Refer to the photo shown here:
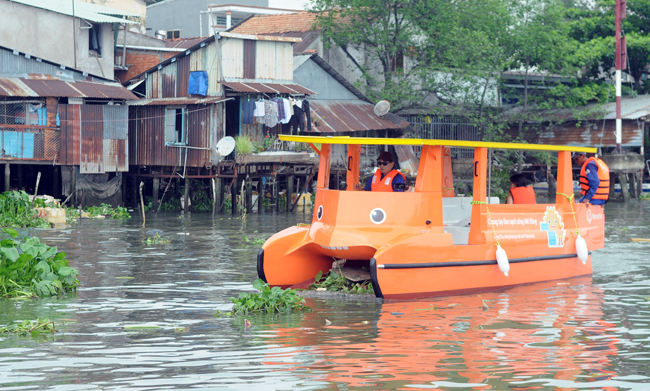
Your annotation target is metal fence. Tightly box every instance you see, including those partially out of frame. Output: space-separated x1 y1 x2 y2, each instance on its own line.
0 126 59 160
406 115 480 159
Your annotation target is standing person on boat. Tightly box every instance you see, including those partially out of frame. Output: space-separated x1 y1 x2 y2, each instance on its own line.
353 151 408 192
506 173 536 204
572 152 610 206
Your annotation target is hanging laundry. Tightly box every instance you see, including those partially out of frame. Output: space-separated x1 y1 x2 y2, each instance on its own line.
271 98 285 123
242 99 255 125
280 98 292 124
303 99 312 131
292 103 305 132
263 100 279 128
254 100 265 117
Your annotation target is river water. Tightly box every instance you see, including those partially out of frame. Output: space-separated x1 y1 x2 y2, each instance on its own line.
1 202 650 390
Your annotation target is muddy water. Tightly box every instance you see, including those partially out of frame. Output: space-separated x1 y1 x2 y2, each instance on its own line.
0 202 650 390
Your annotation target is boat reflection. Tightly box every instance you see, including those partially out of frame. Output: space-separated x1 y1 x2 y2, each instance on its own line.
262 277 619 389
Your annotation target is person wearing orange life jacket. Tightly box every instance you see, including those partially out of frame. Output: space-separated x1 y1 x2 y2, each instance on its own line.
506 173 536 204
572 152 609 206
353 151 408 192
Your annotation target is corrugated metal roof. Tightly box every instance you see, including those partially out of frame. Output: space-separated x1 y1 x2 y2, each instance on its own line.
308 100 411 133
0 76 137 99
128 97 231 106
219 32 302 43
9 0 139 23
220 81 314 95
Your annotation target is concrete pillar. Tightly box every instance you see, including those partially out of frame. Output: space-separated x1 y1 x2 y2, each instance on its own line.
216 177 223 214
620 173 629 202
4 163 9 192
629 172 638 198
609 173 617 200
184 178 191 212
153 178 160 210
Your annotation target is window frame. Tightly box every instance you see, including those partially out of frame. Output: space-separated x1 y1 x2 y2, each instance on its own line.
164 106 188 146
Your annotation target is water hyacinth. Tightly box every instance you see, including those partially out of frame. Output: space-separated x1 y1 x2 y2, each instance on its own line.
229 279 311 315
0 228 79 298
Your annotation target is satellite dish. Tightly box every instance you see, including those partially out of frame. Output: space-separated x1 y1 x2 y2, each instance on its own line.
374 100 390 117
216 136 236 157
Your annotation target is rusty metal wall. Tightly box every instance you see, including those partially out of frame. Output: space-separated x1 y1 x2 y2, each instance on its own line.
58 104 81 166
129 104 216 168
527 120 644 147
176 56 190 98
103 139 128 172
102 105 128 140
243 40 256 79
221 38 244 79
162 62 177 98
255 41 293 81
203 42 222 96
80 105 104 173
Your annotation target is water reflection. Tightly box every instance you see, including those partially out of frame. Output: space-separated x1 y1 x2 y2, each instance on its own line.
0 204 648 390
261 278 623 390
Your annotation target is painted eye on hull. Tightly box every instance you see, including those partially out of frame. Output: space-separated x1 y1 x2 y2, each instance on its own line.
317 205 323 220
370 208 386 224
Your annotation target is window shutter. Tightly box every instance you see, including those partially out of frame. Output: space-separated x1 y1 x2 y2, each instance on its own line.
164 108 175 143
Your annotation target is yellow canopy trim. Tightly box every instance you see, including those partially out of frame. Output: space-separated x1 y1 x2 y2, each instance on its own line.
279 135 597 153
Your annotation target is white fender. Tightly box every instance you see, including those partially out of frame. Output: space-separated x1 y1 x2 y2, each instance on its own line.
576 234 589 265
496 245 509 276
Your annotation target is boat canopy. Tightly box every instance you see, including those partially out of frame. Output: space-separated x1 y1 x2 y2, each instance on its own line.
278 135 597 153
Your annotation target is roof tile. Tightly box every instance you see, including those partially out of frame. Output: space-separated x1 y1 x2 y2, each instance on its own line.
230 11 318 35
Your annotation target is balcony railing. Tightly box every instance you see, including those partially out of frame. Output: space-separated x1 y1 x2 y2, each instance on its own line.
0 125 59 161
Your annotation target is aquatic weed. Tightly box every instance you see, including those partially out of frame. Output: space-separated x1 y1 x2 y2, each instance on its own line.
0 228 79 298
145 233 170 245
226 279 311 315
0 191 50 228
310 269 374 294
0 317 56 336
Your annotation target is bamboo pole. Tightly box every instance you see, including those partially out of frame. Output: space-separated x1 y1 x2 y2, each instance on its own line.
139 181 145 227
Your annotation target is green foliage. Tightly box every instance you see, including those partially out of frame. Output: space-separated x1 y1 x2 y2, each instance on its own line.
310 269 374 294
145 233 170 245
235 136 254 155
0 191 50 228
0 317 56 336
0 228 79 298
229 279 311 315
244 236 265 245
32 198 59 209
86 204 131 219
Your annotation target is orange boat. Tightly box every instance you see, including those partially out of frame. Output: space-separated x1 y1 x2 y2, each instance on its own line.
258 136 605 300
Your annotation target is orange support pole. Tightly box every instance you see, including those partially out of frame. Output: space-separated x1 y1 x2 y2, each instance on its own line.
556 151 573 206
346 144 361 190
316 144 331 190
414 145 442 193
469 147 488 245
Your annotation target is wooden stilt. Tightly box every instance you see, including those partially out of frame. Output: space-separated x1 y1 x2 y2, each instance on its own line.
184 178 191 212
231 178 238 214
4 163 9 192
246 178 253 213
273 174 279 212
131 175 137 208
258 178 264 214
153 178 160 211
215 177 223 214
286 175 294 212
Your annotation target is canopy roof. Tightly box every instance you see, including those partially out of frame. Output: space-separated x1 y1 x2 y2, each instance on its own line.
279 135 597 153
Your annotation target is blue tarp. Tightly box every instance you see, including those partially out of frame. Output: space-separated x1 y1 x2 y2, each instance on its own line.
188 71 208 96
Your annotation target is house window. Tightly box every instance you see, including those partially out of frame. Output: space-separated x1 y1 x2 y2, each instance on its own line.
166 30 181 39
89 24 102 57
165 107 187 145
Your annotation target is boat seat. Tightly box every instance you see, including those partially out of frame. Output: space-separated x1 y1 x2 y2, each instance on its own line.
444 226 470 245
452 216 471 227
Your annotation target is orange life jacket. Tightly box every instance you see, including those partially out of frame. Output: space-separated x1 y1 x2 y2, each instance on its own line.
371 169 404 192
580 157 610 200
509 186 537 204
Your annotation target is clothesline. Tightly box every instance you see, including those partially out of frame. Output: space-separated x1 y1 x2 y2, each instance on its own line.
242 97 313 132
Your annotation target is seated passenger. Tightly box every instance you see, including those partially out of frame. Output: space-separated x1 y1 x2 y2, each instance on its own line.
506 173 536 204
353 151 408 192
